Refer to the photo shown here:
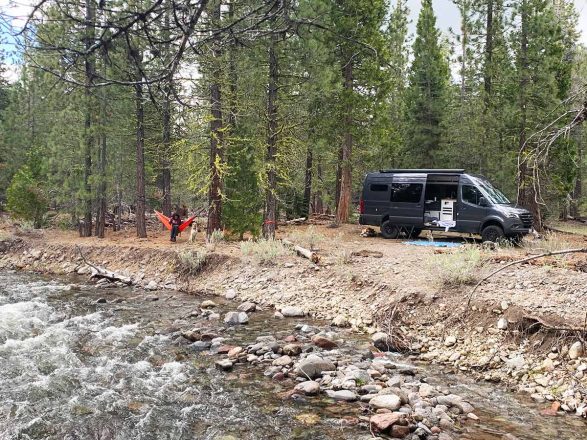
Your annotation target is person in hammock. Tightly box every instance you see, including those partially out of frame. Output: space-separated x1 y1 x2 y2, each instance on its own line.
170 213 182 242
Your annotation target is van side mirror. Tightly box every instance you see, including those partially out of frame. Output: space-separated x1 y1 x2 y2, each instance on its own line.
479 196 488 207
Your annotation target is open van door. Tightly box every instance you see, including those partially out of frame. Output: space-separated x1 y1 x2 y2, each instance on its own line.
388 174 426 227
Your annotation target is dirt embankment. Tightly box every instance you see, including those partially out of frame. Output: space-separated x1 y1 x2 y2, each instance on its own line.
2 223 587 416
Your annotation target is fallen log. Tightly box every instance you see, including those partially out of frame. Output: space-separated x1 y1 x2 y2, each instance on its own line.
282 239 320 264
75 245 132 284
284 217 306 225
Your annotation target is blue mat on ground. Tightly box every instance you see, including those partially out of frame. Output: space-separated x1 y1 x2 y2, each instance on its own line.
403 240 463 248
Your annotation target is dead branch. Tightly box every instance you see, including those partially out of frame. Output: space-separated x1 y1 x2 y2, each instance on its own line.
464 248 587 314
75 245 132 284
282 239 320 264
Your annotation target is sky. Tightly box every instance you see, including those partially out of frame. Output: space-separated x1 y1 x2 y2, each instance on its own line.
407 0 587 45
2 0 587 82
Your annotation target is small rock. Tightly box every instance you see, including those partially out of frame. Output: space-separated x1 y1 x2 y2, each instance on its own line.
283 344 302 356
145 280 158 291
272 355 293 366
369 394 402 411
237 302 257 313
325 390 357 401
369 413 402 431
281 306 305 317
311 335 338 350
332 315 350 327
225 289 237 300
224 311 249 325
467 412 479 420
294 381 320 396
497 318 508 330
500 301 509 310
542 358 555 372
215 359 233 371
372 332 395 351
390 425 410 438
200 300 217 309
444 335 457 347
146 295 159 301
228 347 243 357
274 311 284 319
296 355 336 379
569 341 584 360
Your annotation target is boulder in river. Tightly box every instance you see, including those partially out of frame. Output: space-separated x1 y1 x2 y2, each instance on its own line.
311 335 337 350
369 394 402 411
370 412 402 432
200 300 217 309
237 302 257 313
215 359 233 371
294 381 320 396
325 390 357 401
281 306 305 317
272 355 293 367
296 355 336 379
224 311 249 325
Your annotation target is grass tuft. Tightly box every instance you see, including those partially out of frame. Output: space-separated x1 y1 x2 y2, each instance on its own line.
240 239 289 265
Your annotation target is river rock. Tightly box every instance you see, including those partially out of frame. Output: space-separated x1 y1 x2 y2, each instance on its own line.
296 355 336 378
497 317 508 330
191 341 212 351
436 394 474 414
325 390 357 401
200 300 217 309
311 335 337 350
332 315 350 327
238 302 257 313
391 425 410 438
281 306 305 317
224 311 249 325
372 332 394 351
294 381 320 396
225 288 237 300
272 355 293 366
215 359 233 371
283 343 302 356
419 383 434 397
228 346 243 357
370 412 402 431
369 394 402 411
569 341 584 359
274 311 284 319
145 280 158 291
444 335 457 347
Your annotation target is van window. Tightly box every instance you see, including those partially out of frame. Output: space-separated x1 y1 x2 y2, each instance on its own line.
462 185 482 205
370 184 388 192
391 183 423 203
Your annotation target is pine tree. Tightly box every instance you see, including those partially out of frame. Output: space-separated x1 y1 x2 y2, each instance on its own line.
405 0 450 167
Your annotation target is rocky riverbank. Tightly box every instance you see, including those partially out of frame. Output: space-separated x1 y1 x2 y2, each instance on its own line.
1 232 587 425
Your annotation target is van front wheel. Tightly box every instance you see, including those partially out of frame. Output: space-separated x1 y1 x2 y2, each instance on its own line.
481 225 504 243
381 220 399 239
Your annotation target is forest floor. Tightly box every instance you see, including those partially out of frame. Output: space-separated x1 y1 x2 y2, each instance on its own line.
2 216 587 415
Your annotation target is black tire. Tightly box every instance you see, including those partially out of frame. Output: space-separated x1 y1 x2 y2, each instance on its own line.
481 225 505 243
407 228 422 239
380 220 400 239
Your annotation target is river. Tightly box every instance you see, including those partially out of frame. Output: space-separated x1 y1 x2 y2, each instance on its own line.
0 270 586 439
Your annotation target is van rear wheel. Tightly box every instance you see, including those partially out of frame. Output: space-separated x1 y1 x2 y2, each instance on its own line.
481 225 505 243
381 220 399 239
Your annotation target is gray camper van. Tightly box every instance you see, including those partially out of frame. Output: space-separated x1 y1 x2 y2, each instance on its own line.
358 169 532 242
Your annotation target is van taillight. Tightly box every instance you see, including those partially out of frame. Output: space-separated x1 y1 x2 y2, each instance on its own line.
359 199 365 214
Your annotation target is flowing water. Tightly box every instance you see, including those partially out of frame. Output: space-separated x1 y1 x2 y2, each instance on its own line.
0 270 586 440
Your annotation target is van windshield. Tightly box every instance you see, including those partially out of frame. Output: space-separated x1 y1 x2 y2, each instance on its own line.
473 178 510 204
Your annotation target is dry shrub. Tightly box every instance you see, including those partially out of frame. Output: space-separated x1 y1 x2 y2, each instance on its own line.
240 239 289 265
286 225 325 251
176 249 209 275
426 245 485 289
522 231 573 254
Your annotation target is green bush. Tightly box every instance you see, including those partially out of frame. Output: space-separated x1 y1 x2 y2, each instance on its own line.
6 165 48 228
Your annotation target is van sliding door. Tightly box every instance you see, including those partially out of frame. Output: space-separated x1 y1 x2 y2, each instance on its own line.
389 174 425 227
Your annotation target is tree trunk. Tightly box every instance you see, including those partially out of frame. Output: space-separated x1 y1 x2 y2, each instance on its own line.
315 157 324 214
570 145 583 218
207 1 224 237
335 147 342 214
303 147 312 218
480 0 494 175
516 0 541 230
336 59 353 224
135 80 147 238
160 2 172 217
96 85 107 239
263 33 279 239
81 0 96 237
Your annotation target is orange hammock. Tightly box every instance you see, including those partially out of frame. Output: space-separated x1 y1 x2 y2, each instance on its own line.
154 210 196 232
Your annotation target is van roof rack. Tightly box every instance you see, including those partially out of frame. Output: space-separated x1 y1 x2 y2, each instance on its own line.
378 169 465 174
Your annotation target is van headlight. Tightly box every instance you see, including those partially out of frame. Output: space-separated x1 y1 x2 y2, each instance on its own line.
506 212 519 219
